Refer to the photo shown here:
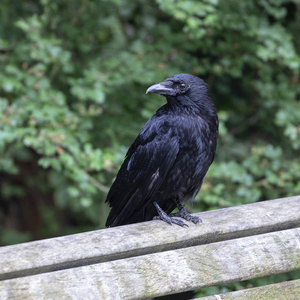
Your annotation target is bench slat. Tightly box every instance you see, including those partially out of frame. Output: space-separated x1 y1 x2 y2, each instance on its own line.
1 228 299 300
1 196 299 281
196 278 300 300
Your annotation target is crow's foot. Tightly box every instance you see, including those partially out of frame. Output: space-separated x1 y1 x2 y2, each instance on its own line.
169 207 202 224
153 202 188 227
172 199 202 224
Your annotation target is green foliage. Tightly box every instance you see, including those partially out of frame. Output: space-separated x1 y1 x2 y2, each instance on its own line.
0 0 299 243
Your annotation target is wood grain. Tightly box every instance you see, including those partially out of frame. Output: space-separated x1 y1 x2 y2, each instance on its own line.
0 228 299 299
197 279 300 300
1 196 299 281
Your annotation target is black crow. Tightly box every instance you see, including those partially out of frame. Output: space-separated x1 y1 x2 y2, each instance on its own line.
105 73 218 227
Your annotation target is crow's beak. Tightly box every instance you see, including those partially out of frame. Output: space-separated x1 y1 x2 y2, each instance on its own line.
146 81 175 96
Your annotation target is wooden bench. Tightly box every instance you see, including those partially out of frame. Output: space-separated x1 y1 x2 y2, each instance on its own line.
0 196 299 299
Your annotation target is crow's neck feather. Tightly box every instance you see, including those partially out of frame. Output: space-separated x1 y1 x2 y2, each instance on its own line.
165 94 217 121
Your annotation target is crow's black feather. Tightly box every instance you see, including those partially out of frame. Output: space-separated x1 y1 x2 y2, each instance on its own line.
105 73 218 227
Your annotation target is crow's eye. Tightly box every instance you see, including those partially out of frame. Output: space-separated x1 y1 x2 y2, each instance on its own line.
179 83 186 89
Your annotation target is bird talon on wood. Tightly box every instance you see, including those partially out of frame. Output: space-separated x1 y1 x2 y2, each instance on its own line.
170 208 202 225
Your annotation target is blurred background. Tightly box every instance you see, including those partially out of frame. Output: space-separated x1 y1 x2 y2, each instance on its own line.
0 0 300 297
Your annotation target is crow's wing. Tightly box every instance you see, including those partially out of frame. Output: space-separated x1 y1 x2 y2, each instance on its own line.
105 124 179 227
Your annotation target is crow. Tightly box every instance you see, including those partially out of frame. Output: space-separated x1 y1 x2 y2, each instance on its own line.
105 73 218 227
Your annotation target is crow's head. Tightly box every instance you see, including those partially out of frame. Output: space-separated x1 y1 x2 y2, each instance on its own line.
146 73 212 108
146 73 216 120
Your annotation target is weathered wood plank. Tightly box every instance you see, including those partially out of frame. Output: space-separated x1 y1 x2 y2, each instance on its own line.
196 279 300 300
1 228 299 300
0 196 299 281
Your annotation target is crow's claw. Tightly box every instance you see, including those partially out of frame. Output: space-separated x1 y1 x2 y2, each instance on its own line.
153 215 189 227
153 202 189 227
169 210 202 224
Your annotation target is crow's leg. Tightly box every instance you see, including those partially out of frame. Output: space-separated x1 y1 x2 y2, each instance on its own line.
153 202 188 227
169 199 202 224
